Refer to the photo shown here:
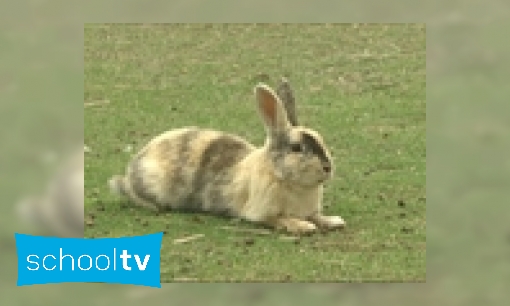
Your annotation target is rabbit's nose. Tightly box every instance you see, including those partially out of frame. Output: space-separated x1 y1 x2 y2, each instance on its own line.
323 164 331 173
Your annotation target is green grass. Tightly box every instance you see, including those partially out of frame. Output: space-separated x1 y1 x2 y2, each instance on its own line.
84 23 425 282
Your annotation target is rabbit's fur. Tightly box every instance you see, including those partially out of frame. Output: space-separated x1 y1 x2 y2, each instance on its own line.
16 147 84 238
109 78 345 234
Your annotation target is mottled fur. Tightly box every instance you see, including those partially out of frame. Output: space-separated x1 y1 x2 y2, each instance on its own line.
109 78 345 234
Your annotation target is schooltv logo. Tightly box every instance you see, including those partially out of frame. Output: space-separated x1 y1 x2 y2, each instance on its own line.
15 232 163 287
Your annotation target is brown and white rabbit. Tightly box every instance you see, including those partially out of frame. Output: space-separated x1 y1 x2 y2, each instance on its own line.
109 78 345 234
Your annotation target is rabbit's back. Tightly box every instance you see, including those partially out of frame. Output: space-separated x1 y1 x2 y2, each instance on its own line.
124 127 255 214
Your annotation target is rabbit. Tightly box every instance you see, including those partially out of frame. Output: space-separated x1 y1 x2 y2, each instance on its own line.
109 77 345 235
16 146 84 238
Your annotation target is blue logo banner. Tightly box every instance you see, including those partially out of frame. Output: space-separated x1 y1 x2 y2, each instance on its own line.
15 232 163 288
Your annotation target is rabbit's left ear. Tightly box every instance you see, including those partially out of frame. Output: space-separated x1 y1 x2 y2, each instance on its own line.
276 77 299 127
254 83 290 134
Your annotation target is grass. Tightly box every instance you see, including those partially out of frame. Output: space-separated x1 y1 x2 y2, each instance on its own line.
84 23 426 282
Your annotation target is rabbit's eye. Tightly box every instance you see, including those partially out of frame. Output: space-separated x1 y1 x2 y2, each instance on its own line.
290 143 303 153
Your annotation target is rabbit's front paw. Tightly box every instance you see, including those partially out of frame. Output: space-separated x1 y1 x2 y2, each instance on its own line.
274 218 318 235
310 215 346 230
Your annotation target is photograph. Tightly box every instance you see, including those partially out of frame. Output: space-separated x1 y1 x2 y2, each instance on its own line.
84 23 426 282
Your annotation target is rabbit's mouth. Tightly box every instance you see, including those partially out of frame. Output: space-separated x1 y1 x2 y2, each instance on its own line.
318 171 334 184
318 176 330 184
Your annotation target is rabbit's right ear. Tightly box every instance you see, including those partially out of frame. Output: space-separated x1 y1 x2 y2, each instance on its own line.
276 77 299 127
254 83 290 135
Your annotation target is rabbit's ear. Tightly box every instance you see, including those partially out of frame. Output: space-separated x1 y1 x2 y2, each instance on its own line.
276 77 299 126
254 83 290 134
